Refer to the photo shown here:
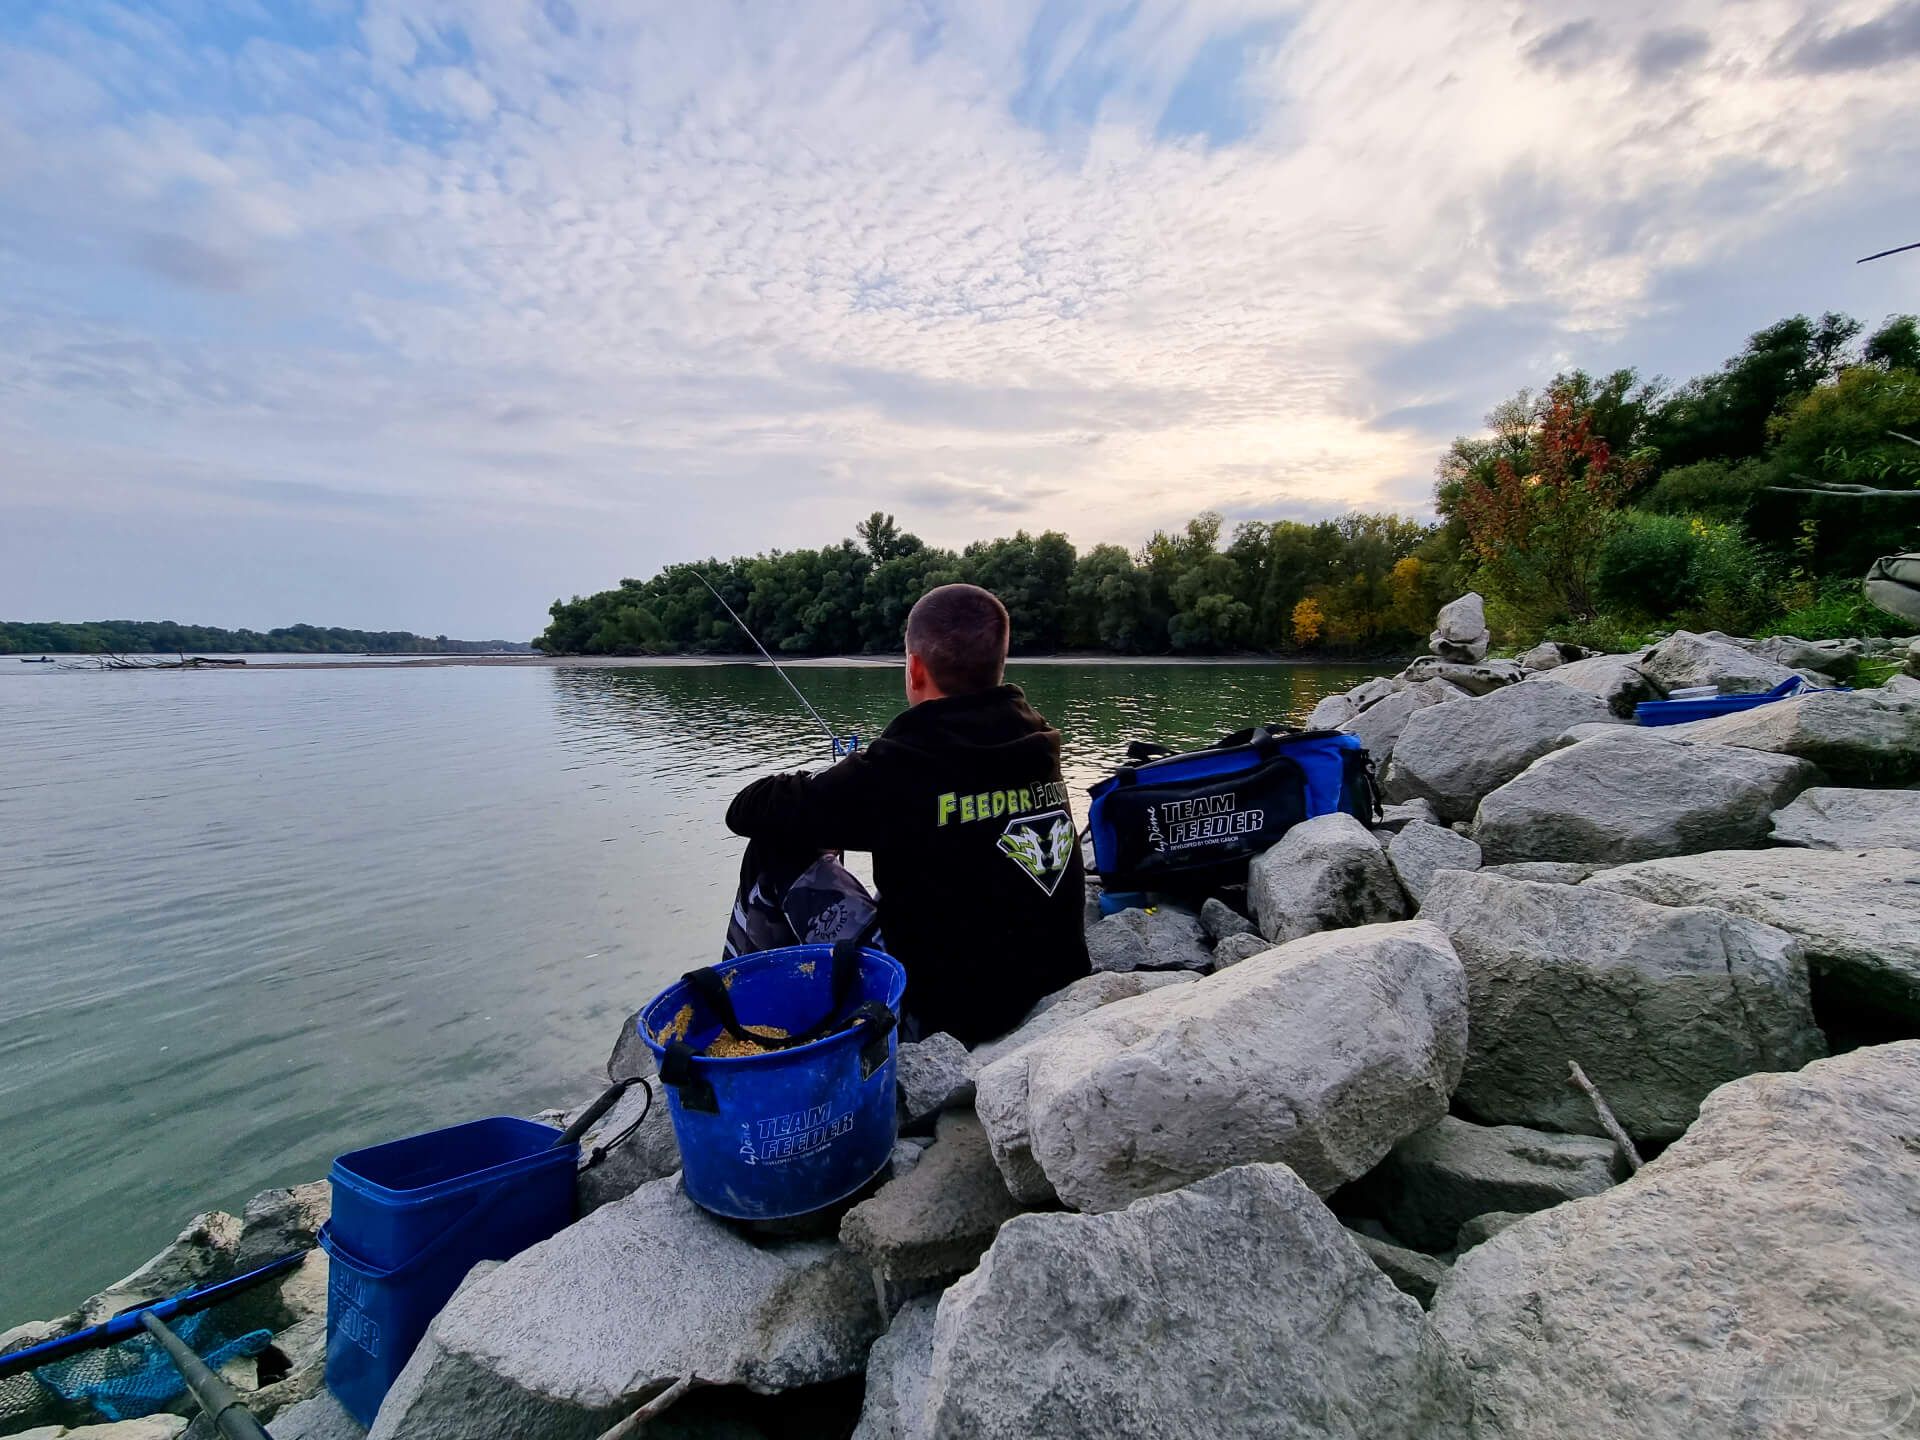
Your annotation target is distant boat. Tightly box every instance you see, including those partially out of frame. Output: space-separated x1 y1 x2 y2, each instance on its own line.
18 656 54 663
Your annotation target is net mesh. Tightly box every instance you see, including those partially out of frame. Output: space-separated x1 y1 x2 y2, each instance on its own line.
0 1310 273 1425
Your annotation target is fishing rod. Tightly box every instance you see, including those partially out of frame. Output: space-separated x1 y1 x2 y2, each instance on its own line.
1858 240 1920 264
690 570 858 758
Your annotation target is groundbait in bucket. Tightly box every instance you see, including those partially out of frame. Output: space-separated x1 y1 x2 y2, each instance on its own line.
640 942 906 1221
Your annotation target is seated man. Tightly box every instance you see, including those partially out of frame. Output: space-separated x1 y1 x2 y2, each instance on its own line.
724 583 1092 1046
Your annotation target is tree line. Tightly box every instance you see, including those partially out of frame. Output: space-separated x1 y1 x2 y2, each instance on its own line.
538 308 1919 659
0 621 535 655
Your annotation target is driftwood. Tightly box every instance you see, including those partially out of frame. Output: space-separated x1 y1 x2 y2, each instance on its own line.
1567 1061 1644 1174
594 1376 696 1440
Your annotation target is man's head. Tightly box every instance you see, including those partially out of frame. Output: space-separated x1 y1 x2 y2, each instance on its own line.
904 583 1009 704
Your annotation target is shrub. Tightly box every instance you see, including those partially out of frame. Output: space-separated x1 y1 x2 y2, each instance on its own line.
1596 513 1701 616
1639 459 1767 521
1761 580 1912 641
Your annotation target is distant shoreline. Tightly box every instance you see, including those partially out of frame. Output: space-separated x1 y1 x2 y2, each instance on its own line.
33 652 1403 673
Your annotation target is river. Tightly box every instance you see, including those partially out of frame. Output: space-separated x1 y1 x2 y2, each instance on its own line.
0 657 1373 1321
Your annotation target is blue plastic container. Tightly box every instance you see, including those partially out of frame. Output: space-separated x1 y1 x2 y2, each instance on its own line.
319 1116 576 1427
1635 677 1839 726
640 944 906 1221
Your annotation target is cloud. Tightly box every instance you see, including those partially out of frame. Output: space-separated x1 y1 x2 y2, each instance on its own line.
1 0 1917 636
1779 1 1920 72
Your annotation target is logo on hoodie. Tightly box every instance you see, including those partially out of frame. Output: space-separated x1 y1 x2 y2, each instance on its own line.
996 808 1076 896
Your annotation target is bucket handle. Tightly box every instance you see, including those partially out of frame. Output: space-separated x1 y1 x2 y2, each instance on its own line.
677 925 881 1055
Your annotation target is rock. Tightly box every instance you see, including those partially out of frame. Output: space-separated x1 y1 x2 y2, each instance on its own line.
1398 656 1526 695
606 1008 652 1083
1529 650 1660 718
262 1393 364 1440
1668 688 1920 784
1346 1115 1618 1252
1771 786 1920 850
1418 871 1825 1141
1383 681 1620 822
16 1420 192 1439
234 1181 329 1271
1338 677 1467 772
1209 932 1272 968
1386 820 1482 902
1199 896 1255 942
1303 693 1357 730
1084 906 1210 973
842 1112 1024 1290
1587 847 1920 1021
887 1137 929 1180
925 1162 1472 1439
574 1082 682 1216
1473 730 1817 865
1452 1210 1526 1252
1749 634 1863 680
895 1032 976 1130
1247 812 1407 944
849 1296 937 1440
1349 1230 1451 1308
368 1176 882 1439
81 1211 242 1325
1517 640 1583 671
975 921 1466 1212
1348 676 1401 710
1478 861 1596 884
247 1312 329 1421
970 969 1197 1070
272 1247 329 1325
1909 635 1920 677
1638 629 1800 696
1430 1043 1920 1440
1377 796 1442 831
1430 592 1490 663
1885 672 1920 699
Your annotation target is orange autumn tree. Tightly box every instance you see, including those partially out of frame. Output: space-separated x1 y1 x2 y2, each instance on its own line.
1454 385 1647 622
1290 596 1325 647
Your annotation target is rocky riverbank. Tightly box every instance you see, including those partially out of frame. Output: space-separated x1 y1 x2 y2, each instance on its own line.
7 612 1920 1439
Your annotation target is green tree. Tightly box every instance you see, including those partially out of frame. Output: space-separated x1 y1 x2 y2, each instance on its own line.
1865 315 1920 373
1647 312 1862 467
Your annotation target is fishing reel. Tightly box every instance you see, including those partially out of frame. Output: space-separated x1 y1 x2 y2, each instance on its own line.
833 733 860 759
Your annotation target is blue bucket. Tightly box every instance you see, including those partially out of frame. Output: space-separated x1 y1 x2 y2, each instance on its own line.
640 944 906 1221
319 1116 576 1427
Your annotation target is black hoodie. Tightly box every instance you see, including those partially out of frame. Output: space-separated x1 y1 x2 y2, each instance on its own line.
725 684 1091 1046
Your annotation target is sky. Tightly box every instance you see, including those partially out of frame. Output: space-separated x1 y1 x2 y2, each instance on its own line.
2 1 1918 640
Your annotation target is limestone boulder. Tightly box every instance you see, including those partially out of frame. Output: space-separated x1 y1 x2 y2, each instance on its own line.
925 1162 1472 1439
970 969 1196 1070
573 1082 681 1216
1338 678 1466 772
1383 681 1619 821
1430 1043 1920 1440
1085 905 1210 973
895 1032 976 1130
1345 1115 1618 1252
1210 932 1273 968
1431 593 1490 663
1517 640 1590 671
1638 629 1800 695
1248 812 1407 944
1303 693 1357 730
81 1212 242 1325
1386 820 1482 903
1452 1211 1525 1252
266 1393 364 1440
1200 896 1255 942
1587 847 1920 1020
1885 672 1920 699
605 1009 653 1084
1748 634 1863 681
1418 871 1825 1141
234 1181 329 1272
1377 797 1441 831
841 1112 1024 1291
1771 787 1920 851
1669 688 1920 783
974 921 1467 1212
1528 650 1659 718
1472 730 1817 865
1397 656 1525 695
850 1296 937 1440
367 1176 882 1439
1478 861 1596 884
1349 1230 1452 1308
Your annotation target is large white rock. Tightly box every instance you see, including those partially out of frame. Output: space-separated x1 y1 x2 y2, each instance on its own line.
1084 905 1210 973
974 921 1467 1212
1386 819 1482 902
367 1175 882 1439
1397 656 1525 695
1430 1043 1920 1440
1527 650 1660 718
970 969 1197 1070
850 1295 938 1440
1587 847 1920 1020
1748 634 1863 680
1666 688 1920 783
1771 787 1920 851
1248 812 1408 943
925 1162 1472 1439
1382 681 1619 821
840 1112 1024 1289
1472 730 1816 864
1637 629 1801 695
1417 871 1825 1141
1346 1115 1618 1252
1338 678 1467 771
1303 692 1358 729
1431 593 1490 662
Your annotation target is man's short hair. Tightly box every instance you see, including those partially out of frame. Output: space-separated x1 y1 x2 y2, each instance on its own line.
905 584 1009 694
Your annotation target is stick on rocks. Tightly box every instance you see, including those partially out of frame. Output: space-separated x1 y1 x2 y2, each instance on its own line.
1568 1061 1644 1174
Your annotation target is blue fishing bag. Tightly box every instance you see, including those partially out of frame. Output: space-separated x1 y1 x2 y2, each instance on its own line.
1087 727 1377 891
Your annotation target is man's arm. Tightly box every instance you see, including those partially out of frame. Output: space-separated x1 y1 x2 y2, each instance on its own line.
725 749 890 852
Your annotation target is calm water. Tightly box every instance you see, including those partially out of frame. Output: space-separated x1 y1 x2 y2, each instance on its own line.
0 658 1370 1321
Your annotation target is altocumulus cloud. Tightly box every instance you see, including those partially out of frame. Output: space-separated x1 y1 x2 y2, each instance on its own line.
0 0 1915 636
